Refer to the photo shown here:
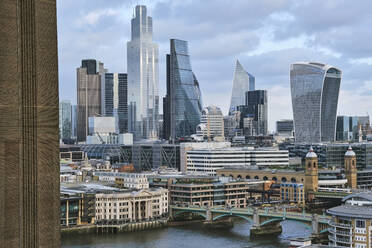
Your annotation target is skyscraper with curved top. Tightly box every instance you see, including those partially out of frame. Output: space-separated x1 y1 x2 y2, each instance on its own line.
229 60 255 115
163 39 203 140
127 5 159 140
290 62 342 143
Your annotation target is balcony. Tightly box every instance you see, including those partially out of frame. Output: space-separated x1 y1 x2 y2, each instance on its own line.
329 228 351 236
329 221 352 229
328 235 352 244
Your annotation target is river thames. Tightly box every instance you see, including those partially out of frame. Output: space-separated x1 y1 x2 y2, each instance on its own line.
62 220 311 248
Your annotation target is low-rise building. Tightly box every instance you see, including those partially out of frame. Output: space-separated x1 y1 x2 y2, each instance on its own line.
95 188 168 224
169 176 266 208
93 172 149 190
327 192 372 248
280 183 305 206
186 147 289 176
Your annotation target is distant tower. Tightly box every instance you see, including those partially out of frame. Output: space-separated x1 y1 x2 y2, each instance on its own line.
344 146 357 189
305 146 318 200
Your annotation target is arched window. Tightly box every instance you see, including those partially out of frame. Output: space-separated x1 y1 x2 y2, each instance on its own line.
254 176 259 180
221 174 225 177
272 177 277 182
237 175 242 179
263 176 268 180
281 177 287 183
313 162 316 168
246 175 250 180
229 175 234 178
291 177 296 183
308 162 311 169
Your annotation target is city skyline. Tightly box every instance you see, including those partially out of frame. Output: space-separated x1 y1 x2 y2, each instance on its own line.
57 0 372 132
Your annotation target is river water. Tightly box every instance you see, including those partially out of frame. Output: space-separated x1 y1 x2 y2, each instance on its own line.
62 220 311 248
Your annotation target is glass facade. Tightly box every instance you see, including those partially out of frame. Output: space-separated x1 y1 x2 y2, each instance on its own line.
127 5 159 140
104 73 128 133
245 90 268 135
290 62 341 143
59 100 72 140
229 60 255 115
163 39 203 140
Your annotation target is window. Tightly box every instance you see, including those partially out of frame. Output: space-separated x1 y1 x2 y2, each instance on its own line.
356 219 365 228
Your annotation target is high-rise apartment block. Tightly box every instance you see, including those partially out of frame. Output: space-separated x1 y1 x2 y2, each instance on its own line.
59 100 72 140
163 39 203 140
229 60 255 115
245 90 268 135
104 73 128 133
0 0 60 246
290 62 341 143
77 59 106 142
127 5 159 140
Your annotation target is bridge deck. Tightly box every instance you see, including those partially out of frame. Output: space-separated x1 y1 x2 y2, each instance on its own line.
171 206 331 224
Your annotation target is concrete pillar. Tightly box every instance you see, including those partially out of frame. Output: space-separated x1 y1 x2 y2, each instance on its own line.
311 214 319 235
66 200 69 227
138 201 141 220
253 208 260 227
206 209 212 222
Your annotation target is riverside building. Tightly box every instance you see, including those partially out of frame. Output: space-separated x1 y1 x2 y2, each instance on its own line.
327 192 372 248
169 176 265 207
95 188 168 224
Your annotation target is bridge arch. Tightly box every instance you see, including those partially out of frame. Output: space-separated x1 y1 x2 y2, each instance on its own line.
260 218 311 230
173 210 207 220
213 213 252 223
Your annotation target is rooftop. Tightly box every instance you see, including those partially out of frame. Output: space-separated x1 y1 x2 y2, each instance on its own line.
327 205 372 219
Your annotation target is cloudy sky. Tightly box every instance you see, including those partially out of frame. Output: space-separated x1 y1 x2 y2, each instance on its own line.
57 0 372 131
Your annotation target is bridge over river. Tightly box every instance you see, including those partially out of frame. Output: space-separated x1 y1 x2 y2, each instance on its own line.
171 206 331 236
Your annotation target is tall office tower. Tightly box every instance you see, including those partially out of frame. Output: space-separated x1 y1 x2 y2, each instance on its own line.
127 5 159 140
104 73 128 133
163 39 203 140
71 105 77 140
0 0 60 247
229 60 255 115
77 59 106 142
59 100 72 140
336 115 371 141
245 90 268 135
290 62 341 143
197 106 224 141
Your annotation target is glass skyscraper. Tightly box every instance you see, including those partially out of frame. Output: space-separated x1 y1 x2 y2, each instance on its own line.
104 73 128 133
163 39 203 140
127 5 159 140
59 100 72 140
229 60 255 115
245 90 268 135
290 62 342 143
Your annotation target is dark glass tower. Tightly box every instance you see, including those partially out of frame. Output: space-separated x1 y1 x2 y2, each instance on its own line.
0 0 60 246
163 39 203 140
245 90 268 135
104 73 128 133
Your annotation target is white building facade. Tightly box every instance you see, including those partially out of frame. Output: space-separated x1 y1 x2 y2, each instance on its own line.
186 147 289 176
95 188 168 224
